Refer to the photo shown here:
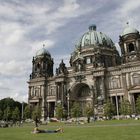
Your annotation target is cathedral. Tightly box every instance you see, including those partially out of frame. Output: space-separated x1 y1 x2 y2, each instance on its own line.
28 24 140 120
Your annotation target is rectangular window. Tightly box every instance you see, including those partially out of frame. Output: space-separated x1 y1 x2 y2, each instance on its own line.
133 76 140 85
86 57 91 64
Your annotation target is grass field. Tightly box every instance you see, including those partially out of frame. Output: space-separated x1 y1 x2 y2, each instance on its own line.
0 120 140 140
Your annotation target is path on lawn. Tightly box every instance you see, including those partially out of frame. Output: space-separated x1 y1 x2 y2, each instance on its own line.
48 123 140 128
75 123 140 127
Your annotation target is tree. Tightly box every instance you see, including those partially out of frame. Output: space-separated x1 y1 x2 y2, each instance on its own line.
0 98 21 111
55 104 64 120
0 109 3 120
0 98 28 121
24 105 31 119
12 107 20 122
136 96 140 114
104 100 116 119
3 106 12 121
120 99 132 116
0 98 27 119
32 105 41 127
85 104 94 123
71 102 82 122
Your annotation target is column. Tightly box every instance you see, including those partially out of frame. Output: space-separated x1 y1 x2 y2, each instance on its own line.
124 43 127 62
67 90 70 119
115 94 119 120
41 85 46 121
90 86 94 117
93 78 98 116
121 73 128 99
58 84 60 100
61 83 64 107
93 78 97 104
47 102 50 120
120 95 123 103
124 43 127 53
132 94 136 113
101 76 105 101
28 86 31 98
110 96 113 103
56 84 58 100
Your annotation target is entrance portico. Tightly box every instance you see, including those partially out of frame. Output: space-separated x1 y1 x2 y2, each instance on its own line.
69 83 93 116
129 88 140 113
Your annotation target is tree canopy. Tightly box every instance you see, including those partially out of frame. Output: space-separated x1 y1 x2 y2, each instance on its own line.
104 100 116 119
85 104 94 123
0 97 27 121
71 102 82 119
120 99 132 115
24 105 32 119
136 96 140 114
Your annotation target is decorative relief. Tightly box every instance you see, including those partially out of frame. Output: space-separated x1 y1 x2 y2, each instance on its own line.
48 86 56 96
31 86 41 98
74 75 86 82
109 77 121 89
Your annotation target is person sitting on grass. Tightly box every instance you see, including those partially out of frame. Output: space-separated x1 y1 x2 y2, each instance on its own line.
32 127 64 134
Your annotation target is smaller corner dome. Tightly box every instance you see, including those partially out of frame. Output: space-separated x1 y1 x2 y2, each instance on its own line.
35 47 50 57
122 24 139 36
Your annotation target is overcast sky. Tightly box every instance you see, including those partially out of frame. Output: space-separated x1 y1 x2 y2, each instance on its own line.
0 0 140 103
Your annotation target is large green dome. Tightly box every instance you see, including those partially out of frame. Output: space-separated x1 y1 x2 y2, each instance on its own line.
77 24 114 48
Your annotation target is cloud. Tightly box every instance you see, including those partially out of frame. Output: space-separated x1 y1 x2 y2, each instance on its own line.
119 0 140 16
44 0 93 34
0 88 28 102
113 0 140 29
12 92 28 102
0 60 27 76
0 22 25 46
58 0 80 15
54 54 70 66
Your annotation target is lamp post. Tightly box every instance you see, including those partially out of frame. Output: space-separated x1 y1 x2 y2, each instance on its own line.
91 86 95 121
21 102 24 120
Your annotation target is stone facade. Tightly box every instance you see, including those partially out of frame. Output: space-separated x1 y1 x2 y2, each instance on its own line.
28 24 140 120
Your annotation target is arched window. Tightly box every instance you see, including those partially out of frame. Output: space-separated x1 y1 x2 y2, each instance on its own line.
128 43 135 52
37 63 40 69
133 73 140 85
77 85 90 97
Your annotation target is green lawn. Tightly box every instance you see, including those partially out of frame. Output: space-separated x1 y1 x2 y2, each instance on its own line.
0 120 140 140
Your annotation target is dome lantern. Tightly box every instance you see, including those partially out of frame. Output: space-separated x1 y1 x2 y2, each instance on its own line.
89 24 96 31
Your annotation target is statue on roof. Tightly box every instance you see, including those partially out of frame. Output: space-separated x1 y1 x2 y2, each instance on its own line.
56 60 68 75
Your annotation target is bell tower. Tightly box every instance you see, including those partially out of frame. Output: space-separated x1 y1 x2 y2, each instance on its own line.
28 47 54 121
31 48 53 79
119 23 140 63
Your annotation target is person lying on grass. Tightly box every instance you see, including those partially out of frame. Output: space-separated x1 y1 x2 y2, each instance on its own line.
32 127 64 134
